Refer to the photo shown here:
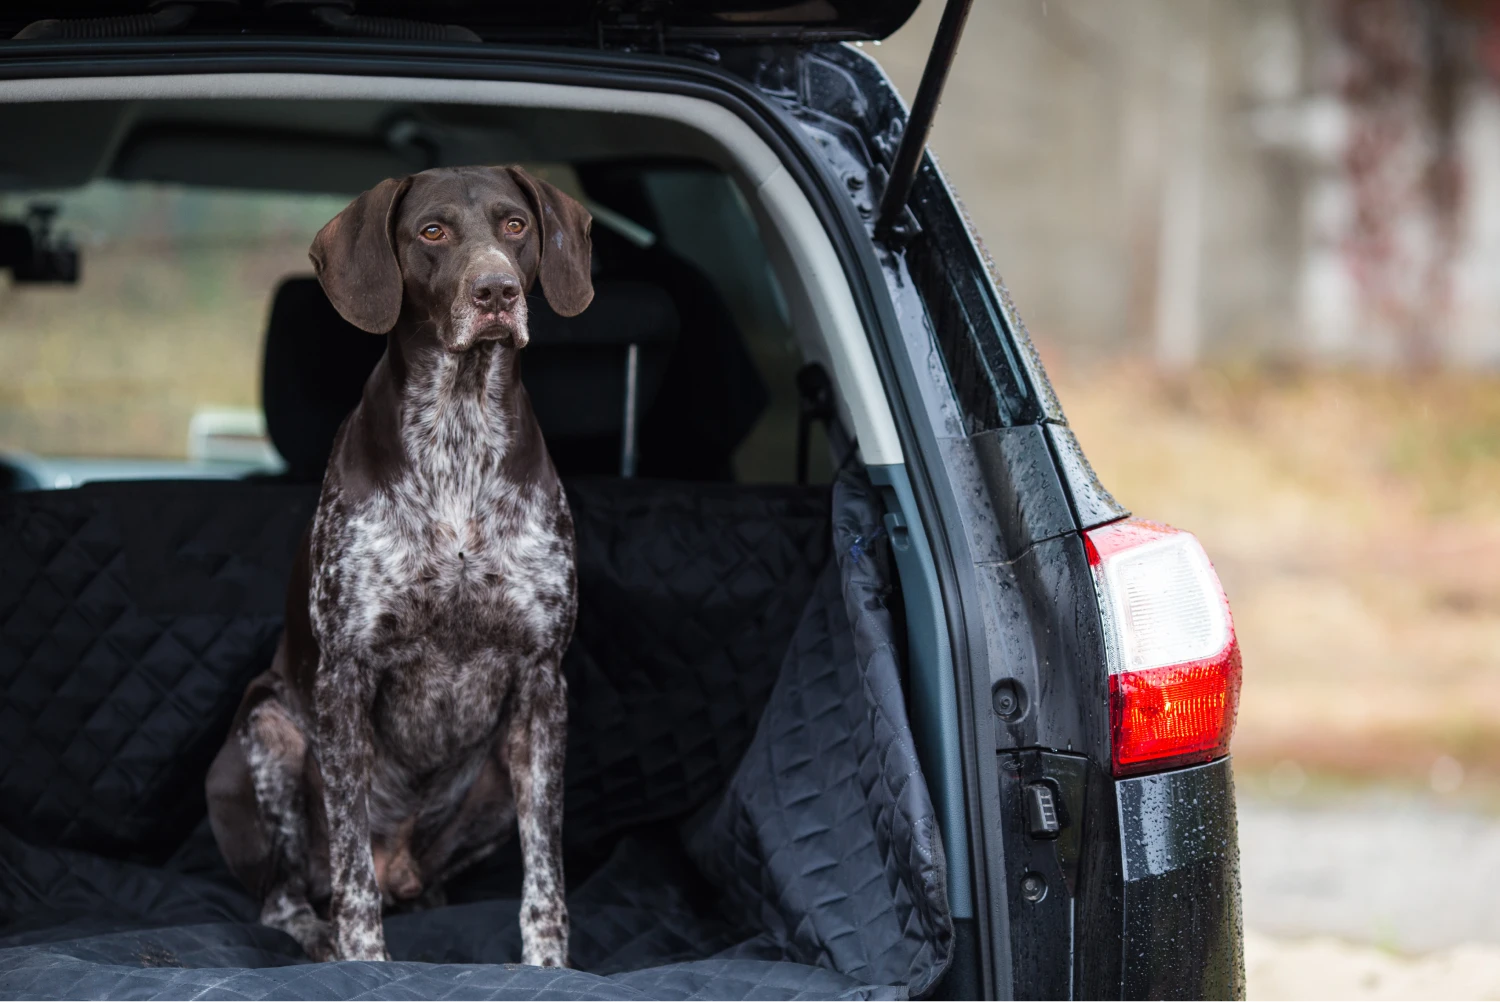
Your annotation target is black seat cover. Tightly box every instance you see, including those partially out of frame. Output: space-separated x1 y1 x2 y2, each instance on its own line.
0 474 954 998
0 477 829 859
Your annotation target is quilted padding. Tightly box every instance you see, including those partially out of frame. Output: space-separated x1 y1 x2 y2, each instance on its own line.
0 482 313 857
0 479 829 860
686 475 952 995
559 479 831 849
0 473 953 999
0 952 898 1001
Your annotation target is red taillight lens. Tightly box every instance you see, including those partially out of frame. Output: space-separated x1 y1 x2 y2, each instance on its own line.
1108 652 1242 773
1085 520 1242 777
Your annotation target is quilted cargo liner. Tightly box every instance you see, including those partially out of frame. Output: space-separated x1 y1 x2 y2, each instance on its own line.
0 473 952 1000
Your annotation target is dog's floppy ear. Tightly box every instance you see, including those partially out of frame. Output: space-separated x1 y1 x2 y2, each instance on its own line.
505 167 594 317
309 175 413 334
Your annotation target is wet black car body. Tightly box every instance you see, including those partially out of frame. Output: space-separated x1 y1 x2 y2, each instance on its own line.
0 2 1243 998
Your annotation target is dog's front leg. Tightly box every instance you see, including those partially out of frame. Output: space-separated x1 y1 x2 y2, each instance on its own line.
509 668 569 967
314 659 389 962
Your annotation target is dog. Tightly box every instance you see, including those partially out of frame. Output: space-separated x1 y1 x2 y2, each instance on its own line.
206 165 591 966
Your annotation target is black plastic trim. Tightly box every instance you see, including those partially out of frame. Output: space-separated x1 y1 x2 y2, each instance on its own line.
1044 423 1129 532
0 0 923 45
969 426 1076 560
1116 757 1246 999
995 750 1089 1000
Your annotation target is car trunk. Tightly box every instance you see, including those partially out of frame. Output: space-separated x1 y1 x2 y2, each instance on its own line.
0 469 953 998
0 0 981 990
0 147 957 1000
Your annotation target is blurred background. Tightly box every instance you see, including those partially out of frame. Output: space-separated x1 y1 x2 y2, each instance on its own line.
877 1 1500 998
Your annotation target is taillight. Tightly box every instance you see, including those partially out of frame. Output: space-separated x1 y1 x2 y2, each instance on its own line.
1084 519 1242 777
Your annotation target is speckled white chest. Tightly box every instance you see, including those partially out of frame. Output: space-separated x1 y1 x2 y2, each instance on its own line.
308 350 573 771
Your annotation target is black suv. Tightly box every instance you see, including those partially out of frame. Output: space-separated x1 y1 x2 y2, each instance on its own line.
0 2 1243 999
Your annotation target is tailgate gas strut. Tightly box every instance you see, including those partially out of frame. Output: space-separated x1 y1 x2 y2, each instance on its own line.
875 0 975 244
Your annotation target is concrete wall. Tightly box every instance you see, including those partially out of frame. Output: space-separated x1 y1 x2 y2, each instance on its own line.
876 0 1500 369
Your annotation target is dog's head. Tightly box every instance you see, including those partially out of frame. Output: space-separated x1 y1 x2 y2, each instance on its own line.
310 166 593 352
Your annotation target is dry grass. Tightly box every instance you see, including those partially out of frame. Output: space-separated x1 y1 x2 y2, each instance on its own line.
1052 357 1500 789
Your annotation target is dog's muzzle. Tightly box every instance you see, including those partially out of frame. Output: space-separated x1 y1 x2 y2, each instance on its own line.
450 270 529 351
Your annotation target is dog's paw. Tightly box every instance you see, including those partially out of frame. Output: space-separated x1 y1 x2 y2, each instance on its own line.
280 913 337 963
300 919 337 963
262 897 338 963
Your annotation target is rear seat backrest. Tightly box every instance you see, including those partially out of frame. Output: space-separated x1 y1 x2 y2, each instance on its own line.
0 478 829 859
261 276 679 482
0 481 316 857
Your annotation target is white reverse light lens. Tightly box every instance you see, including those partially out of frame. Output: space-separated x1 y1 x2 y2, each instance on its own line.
1098 533 1228 674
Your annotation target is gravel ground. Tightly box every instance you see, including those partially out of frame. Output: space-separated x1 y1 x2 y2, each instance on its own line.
1241 791 1500 998
1246 932 1500 1000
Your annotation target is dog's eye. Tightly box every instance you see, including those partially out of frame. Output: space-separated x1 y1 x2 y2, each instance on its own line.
505 218 526 235
420 224 445 241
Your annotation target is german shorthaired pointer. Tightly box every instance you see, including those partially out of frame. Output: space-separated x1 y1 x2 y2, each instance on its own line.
207 166 592 966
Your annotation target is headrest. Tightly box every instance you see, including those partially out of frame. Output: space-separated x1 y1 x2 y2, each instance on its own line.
261 276 681 482
261 276 384 482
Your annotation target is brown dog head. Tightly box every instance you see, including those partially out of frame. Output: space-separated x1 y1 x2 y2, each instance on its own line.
310 166 593 352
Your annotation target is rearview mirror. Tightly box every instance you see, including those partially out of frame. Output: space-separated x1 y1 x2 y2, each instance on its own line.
0 205 79 284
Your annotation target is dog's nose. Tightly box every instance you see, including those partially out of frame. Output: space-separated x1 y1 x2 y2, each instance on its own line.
471 272 521 310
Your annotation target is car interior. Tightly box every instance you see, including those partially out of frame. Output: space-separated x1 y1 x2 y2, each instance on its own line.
0 88 955 997
0 97 831 486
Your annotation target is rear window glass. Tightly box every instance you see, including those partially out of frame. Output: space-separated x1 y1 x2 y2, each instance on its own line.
0 181 346 468
1 162 827 488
